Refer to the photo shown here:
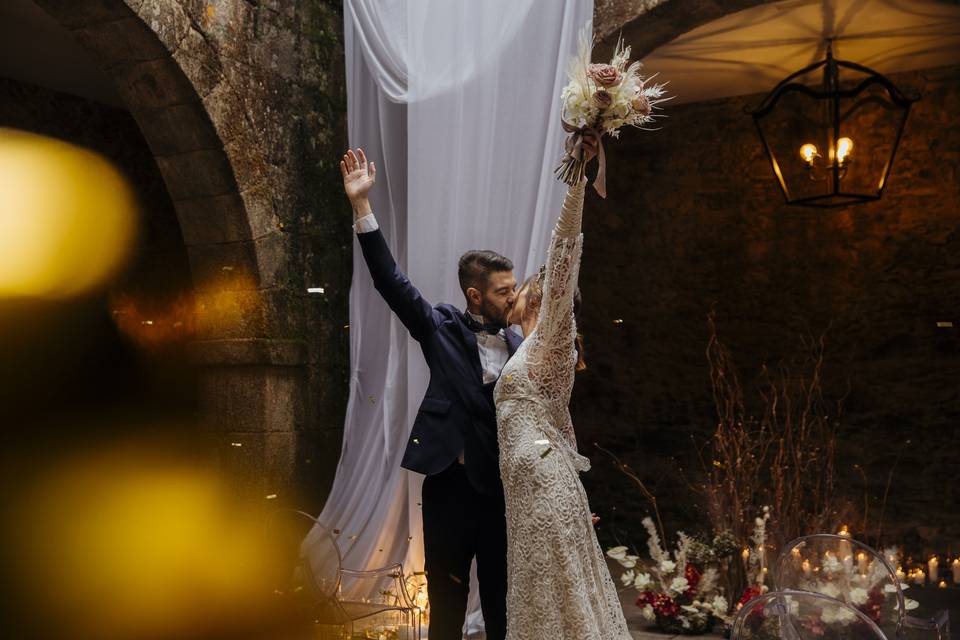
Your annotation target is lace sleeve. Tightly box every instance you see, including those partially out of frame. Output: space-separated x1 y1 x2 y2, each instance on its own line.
527 181 585 456
533 180 584 353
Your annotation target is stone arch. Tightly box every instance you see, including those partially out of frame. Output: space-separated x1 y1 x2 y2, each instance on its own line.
33 0 274 339
30 0 346 507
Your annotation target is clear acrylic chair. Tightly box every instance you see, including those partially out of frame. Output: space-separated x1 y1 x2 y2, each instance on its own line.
732 590 889 640
266 509 422 640
774 534 950 640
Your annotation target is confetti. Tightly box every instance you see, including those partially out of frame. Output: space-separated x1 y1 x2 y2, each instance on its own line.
937 321 953 328
539 447 553 458
307 287 325 294
412 438 420 444
230 442 243 447
221 266 234 272
265 494 278 500
449 574 462 584
368 396 376 404
534 439 549 445
612 318 624 324
141 320 154 325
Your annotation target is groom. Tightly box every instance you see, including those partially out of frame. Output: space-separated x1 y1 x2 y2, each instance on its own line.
340 148 520 640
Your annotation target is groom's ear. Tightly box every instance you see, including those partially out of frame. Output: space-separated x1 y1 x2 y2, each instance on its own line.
465 286 482 307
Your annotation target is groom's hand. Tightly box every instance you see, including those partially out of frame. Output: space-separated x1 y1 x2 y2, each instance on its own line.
340 148 376 218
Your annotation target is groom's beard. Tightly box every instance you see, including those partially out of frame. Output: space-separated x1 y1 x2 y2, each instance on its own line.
480 299 510 329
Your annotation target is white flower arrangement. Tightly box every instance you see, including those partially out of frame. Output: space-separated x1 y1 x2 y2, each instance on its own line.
605 517 730 634
555 22 669 196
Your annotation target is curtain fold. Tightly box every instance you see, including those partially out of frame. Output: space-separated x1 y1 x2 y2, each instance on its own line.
315 1 594 634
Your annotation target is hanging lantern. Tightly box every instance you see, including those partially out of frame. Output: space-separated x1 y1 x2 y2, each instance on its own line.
751 41 918 207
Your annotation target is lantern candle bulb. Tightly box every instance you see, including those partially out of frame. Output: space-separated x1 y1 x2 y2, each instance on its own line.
858 552 868 575
929 557 939 583
802 559 812 578
952 559 960 584
800 143 819 165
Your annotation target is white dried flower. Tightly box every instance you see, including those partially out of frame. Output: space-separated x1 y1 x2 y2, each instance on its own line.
634 572 653 591
712 595 728 613
660 559 676 573
850 588 869 605
607 546 628 561
669 576 690 595
620 569 635 587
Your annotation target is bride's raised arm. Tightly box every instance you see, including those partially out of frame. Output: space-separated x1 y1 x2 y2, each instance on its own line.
531 179 586 355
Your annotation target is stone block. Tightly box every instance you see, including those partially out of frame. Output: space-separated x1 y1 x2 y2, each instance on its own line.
174 192 253 245
189 338 308 367
186 239 260 290
113 57 200 109
72 17 170 71
171 23 224 98
34 0 132 30
155 148 237 200
132 102 223 156
130 0 191 54
195 363 306 433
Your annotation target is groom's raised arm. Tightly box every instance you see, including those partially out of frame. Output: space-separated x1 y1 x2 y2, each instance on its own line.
341 148 441 342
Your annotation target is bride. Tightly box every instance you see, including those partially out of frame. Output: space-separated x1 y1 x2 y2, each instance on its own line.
494 146 632 639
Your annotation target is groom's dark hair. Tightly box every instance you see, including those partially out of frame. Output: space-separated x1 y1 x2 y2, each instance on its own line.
458 250 513 294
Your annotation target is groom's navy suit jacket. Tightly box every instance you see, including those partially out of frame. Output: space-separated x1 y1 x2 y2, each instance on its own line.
358 228 522 497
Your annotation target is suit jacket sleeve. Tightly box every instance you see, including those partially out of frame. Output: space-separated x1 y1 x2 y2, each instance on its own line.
357 228 441 342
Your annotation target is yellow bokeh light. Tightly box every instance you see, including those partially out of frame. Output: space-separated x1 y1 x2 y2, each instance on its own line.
10 440 285 639
0 128 137 299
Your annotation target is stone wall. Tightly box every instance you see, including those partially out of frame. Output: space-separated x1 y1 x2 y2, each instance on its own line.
573 64 960 557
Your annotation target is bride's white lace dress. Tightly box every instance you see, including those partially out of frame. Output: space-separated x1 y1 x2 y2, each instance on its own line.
494 181 631 640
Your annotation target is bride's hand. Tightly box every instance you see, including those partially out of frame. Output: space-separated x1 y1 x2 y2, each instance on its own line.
341 148 376 213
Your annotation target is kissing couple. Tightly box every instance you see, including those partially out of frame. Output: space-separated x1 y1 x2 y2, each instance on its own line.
340 137 631 640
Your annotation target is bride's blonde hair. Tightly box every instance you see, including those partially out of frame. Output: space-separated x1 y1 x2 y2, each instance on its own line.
519 266 587 372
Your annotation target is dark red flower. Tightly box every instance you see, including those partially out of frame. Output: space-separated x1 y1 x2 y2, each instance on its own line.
684 564 703 594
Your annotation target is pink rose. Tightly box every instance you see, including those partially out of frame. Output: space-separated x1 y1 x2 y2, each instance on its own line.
593 89 613 109
587 63 622 87
631 93 651 117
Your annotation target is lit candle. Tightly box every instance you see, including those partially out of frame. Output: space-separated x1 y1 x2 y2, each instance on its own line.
952 559 960 584
929 557 939 583
914 569 926 586
939 580 948 589
837 525 852 559
896 566 906 582
791 547 802 566
802 559 812 578
858 552 869 575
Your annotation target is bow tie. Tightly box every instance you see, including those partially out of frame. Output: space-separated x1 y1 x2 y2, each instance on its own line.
464 314 503 335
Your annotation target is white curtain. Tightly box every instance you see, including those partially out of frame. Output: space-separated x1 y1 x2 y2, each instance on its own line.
315 0 593 634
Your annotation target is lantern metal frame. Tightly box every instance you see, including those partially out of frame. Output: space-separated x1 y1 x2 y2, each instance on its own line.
750 41 918 208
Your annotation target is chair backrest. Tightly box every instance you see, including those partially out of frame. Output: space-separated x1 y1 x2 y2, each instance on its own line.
773 534 905 639
732 590 890 640
264 509 343 603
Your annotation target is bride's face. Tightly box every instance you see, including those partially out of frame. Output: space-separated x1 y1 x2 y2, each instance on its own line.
507 283 534 326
